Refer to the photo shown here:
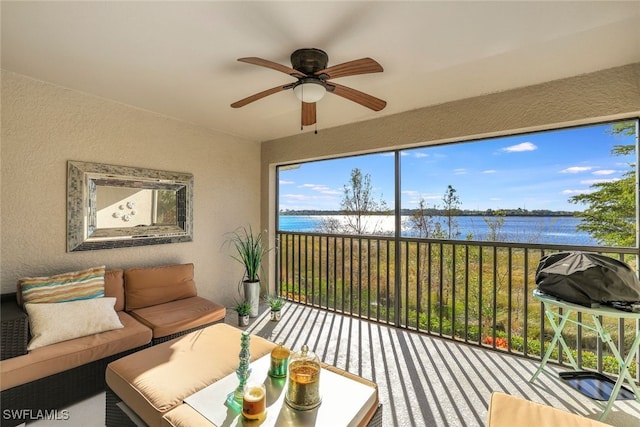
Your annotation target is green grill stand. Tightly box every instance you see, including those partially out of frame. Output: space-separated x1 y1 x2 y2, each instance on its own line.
530 289 640 421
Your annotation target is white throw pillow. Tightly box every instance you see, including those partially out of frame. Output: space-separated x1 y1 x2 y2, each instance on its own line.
25 297 123 350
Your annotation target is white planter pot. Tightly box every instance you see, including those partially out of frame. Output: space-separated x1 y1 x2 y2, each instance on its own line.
239 314 250 327
243 280 260 317
270 310 281 322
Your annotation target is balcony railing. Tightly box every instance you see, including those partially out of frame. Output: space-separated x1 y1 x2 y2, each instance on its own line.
276 231 640 381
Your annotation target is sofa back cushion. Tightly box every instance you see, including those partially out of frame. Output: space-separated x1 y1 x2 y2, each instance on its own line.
124 263 197 311
104 269 125 311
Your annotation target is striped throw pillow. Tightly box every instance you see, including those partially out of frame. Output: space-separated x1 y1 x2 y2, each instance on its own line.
19 266 106 304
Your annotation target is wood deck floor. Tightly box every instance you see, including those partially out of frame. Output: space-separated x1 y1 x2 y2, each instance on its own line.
241 302 640 427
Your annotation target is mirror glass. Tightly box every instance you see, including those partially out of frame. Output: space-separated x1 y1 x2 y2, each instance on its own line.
67 161 193 251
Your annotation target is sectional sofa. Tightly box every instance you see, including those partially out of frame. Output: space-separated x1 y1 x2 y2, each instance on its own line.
0 263 225 427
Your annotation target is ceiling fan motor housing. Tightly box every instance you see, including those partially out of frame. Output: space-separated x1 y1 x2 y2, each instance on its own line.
291 48 329 75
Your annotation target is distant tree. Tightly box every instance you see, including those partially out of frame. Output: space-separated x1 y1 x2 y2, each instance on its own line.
316 217 342 234
569 121 637 246
442 185 461 239
317 168 388 235
483 209 506 242
405 198 445 238
405 186 461 239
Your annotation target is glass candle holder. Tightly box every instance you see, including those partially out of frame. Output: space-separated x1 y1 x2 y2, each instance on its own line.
269 343 290 378
285 344 322 410
242 382 266 420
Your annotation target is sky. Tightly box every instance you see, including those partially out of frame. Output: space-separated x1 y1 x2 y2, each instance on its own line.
278 121 637 213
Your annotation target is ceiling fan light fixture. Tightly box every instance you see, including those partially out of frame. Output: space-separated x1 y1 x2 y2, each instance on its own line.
293 81 326 103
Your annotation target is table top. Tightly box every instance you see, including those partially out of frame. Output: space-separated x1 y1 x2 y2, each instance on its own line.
533 289 640 320
184 354 377 427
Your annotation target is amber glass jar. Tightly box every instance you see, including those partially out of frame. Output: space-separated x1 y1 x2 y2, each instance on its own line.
269 343 290 378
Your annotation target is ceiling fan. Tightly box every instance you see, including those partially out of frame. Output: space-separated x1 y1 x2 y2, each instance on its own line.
230 48 386 129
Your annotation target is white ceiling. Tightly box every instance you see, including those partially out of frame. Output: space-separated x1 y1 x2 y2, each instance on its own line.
2 1 640 142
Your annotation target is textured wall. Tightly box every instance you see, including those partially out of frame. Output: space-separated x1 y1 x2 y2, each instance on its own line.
2 64 639 299
260 63 640 286
1 71 261 306
262 63 640 164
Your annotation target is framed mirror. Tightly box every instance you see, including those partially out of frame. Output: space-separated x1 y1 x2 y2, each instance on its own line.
67 161 193 251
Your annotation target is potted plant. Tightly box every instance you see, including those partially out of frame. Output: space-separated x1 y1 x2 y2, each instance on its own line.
268 296 285 321
227 225 268 317
233 300 252 327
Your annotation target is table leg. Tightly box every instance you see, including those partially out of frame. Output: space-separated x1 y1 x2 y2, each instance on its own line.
530 305 577 383
591 315 640 421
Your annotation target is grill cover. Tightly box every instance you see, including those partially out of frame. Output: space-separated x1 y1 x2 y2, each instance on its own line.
535 252 640 307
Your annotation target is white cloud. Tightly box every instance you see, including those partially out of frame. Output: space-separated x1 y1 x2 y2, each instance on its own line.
281 194 310 201
414 152 428 158
593 169 616 176
580 178 619 185
502 142 537 152
298 183 340 194
423 194 441 201
401 190 442 206
560 166 592 174
483 169 497 174
453 168 467 175
279 179 294 185
281 193 338 202
562 189 594 195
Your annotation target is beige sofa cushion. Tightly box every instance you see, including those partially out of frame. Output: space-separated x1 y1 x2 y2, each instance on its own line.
104 269 125 311
162 404 212 427
0 311 151 391
125 263 197 310
127 296 226 339
106 323 276 427
487 392 611 427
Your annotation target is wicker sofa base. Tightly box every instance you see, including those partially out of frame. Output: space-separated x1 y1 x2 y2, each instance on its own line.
0 344 149 427
107 387 383 427
106 387 139 427
0 319 224 427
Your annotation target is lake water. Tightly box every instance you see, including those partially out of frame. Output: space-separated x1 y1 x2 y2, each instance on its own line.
278 215 598 246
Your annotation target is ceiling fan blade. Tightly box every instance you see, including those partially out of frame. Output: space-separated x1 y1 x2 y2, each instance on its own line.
238 57 305 78
327 82 387 111
301 102 317 126
230 84 290 108
315 58 383 79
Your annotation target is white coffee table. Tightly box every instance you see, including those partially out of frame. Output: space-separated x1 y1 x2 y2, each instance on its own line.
184 354 378 426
